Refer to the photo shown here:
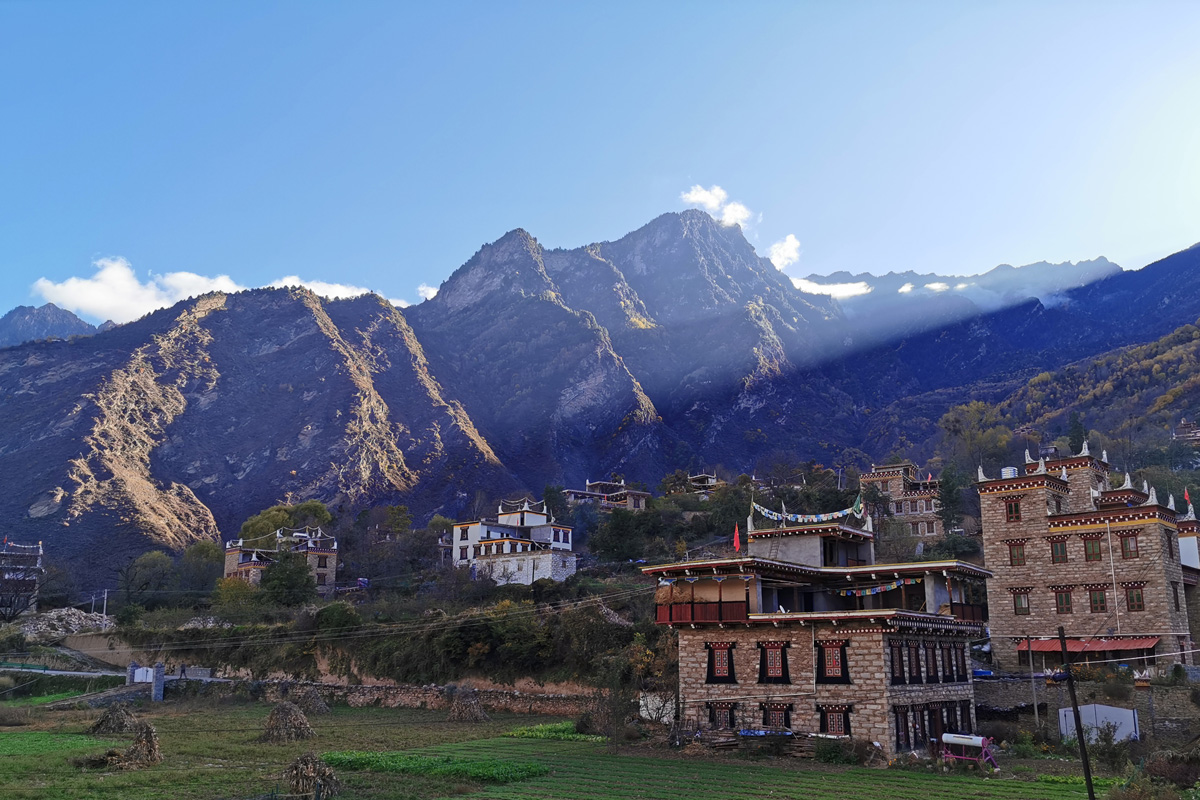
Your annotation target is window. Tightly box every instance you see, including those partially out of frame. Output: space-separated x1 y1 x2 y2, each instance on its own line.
911 707 926 745
705 643 736 684
1013 591 1030 615
472 545 481 557
890 644 906 685
316 573 326 585
1089 590 1107 614
907 643 923 684
918 522 926 536
1125 587 1145 612
819 707 849 736
1006 499 1021 522
817 641 850 684
911 523 919 537
552 530 560 542
1055 498 1063 514
1084 539 1103 562
764 703 792 729
941 644 955 682
562 530 570 544
925 644 940 684
758 643 790 683
459 527 469 541
1121 535 1139 559
316 556 328 569
955 644 968 680
1051 541 1068 563
919 500 926 513
1173 582 1182 612
459 546 467 560
959 700 973 734
516 561 523 571
1009 543 1026 566
894 706 912 751
708 703 736 729
1055 591 1073 614
1169 535 1176 561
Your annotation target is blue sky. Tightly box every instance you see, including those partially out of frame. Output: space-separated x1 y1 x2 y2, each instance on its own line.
2 1 1199 322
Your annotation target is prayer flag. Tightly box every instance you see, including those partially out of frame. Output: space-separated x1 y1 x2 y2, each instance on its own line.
734 523 741 552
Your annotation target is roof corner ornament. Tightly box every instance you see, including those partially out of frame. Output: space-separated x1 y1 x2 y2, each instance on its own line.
1036 458 1046 474
1024 448 1034 464
977 465 989 482
1145 487 1158 507
1185 503 1197 522
1121 472 1132 490
1080 439 1090 457
1102 449 1109 463
1168 494 1177 511
1060 467 1068 481
1143 480 1150 494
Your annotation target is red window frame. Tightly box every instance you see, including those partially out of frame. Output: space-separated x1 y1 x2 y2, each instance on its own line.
1005 499 1021 521
1009 543 1025 566
1084 539 1103 562
824 646 842 678
1125 587 1145 612
1121 535 1139 559
1051 541 1068 564
1089 590 1107 614
765 646 783 678
825 710 845 735
712 647 730 678
1013 592 1030 615
1055 591 1072 614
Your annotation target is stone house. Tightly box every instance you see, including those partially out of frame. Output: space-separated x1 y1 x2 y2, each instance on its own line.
223 528 338 597
643 506 987 757
564 478 651 512
977 443 1193 671
861 462 944 537
442 498 576 585
0 540 44 619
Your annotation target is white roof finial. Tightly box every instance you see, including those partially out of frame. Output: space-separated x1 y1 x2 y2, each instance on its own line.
1145 487 1158 506
1184 503 1197 522
1060 467 1068 481
1169 494 1177 511
978 465 989 482
1025 449 1034 464
1080 440 1090 457
1143 480 1150 494
1121 473 1132 490
1102 449 1108 463
1036 458 1046 474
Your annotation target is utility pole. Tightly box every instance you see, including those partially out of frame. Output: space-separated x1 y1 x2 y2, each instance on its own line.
90 593 96 613
102 589 108 617
1026 633 1039 729
1060 626 1096 800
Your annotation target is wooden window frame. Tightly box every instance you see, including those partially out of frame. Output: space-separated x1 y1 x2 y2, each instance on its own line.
816 642 851 685
1125 587 1145 612
705 642 737 684
1121 535 1139 559
1055 591 1073 615
1050 541 1068 564
1005 499 1021 522
1009 543 1026 566
1013 592 1030 616
1089 589 1107 614
758 642 791 685
1084 539 1103 562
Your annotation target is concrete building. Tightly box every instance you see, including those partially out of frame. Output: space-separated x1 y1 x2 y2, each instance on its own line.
862 462 944 537
643 502 987 757
0 540 44 620
977 443 1192 671
444 498 576 585
223 527 338 597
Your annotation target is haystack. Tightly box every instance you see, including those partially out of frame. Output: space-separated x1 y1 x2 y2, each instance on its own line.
292 685 330 715
261 701 316 743
88 703 139 735
446 686 490 723
285 751 342 798
123 721 163 766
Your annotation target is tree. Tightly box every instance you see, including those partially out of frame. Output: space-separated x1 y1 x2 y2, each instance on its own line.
659 470 691 495
543 485 569 523
117 551 174 607
1068 411 1088 454
938 401 1014 470
259 552 317 606
175 540 225 596
427 515 454 540
212 576 260 607
935 463 967 533
240 501 333 539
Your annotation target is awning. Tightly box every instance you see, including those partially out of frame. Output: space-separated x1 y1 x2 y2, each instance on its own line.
1017 636 1160 653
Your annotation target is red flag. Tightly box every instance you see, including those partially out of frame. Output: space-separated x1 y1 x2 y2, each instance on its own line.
733 523 741 552
928 472 933 482
1187 487 1192 505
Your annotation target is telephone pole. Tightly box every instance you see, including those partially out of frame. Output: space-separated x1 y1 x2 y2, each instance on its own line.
1060 626 1095 800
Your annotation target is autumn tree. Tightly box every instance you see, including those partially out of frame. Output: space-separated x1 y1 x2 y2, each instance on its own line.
938 401 1014 471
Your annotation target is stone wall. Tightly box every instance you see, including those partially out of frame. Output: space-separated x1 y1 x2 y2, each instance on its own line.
974 677 1200 739
168 678 591 717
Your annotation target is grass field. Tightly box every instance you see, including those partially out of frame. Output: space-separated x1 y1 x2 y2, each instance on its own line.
0 700 1098 800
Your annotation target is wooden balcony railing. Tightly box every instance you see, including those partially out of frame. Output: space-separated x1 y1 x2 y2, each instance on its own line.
655 601 749 624
949 602 987 622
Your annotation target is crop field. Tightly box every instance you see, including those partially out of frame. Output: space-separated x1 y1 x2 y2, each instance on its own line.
0 700 1095 800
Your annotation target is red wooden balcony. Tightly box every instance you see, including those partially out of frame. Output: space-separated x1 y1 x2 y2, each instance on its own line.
655 601 749 624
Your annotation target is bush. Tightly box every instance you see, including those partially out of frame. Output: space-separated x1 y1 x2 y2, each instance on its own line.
813 737 858 764
316 603 361 632
115 604 145 627
1011 731 1038 758
1103 681 1133 701
1091 721 1130 772
978 721 1019 745
1144 754 1200 789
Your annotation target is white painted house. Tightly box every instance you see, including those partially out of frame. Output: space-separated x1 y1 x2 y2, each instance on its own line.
444 498 577 585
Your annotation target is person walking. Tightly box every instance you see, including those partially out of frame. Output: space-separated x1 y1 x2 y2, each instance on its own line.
180 663 188 680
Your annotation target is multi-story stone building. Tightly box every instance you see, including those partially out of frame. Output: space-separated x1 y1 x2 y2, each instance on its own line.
0 540 44 620
861 462 944 537
977 443 1192 670
223 528 338 597
443 498 576 585
564 479 651 512
644 506 988 757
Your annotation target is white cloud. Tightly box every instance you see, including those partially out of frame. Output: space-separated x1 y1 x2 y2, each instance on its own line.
33 259 417 323
955 282 969 290
33 257 247 323
389 298 411 308
767 234 801 269
898 283 915 293
417 283 439 301
680 184 728 213
925 282 950 292
792 278 874 299
680 184 752 228
268 276 375 298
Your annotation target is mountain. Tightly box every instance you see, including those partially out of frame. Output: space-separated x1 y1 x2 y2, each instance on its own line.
1 214 1197 586
0 303 99 347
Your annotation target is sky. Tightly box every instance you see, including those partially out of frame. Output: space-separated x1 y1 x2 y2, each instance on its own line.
2 1 1199 323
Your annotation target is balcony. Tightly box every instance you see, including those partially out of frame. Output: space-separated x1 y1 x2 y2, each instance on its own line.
949 602 987 622
655 601 749 624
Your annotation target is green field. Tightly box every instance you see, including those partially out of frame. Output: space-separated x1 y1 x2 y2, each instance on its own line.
0 702 1094 800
